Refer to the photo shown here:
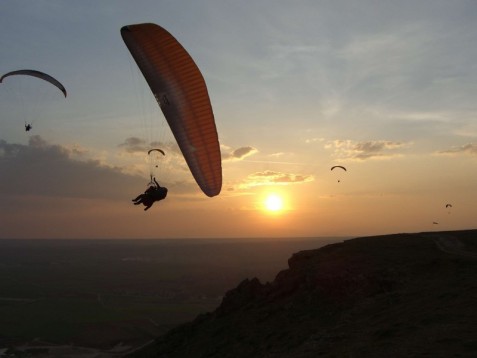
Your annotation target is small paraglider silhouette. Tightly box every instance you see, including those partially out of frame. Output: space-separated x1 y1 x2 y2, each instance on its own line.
1 69 67 132
145 148 166 186
331 165 346 183
148 148 165 169
445 203 452 214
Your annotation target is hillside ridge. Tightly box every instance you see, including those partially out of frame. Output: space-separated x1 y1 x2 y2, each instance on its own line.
134 229 477 357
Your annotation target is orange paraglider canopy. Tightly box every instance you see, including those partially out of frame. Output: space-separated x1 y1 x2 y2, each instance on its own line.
121 23 222 197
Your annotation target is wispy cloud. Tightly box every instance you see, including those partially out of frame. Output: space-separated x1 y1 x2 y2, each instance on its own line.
437 143 477 156
118 137 149 154
305 137 325 144
222 145 258 161
325 140 410 160
118 137 180 156
238 170 313 189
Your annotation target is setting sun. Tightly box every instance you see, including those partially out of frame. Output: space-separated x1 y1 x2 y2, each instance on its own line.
264 194 284 212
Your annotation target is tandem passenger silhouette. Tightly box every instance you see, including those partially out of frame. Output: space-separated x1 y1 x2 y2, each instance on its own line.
132 177 168 211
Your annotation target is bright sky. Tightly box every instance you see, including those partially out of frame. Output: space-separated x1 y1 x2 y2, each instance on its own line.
1 0 476 239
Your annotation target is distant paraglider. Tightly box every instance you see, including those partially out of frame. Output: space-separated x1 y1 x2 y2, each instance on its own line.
147 148 166 185
331 165 347 183
446 203 453 214
1 69 66 132
147 148 165 157
121 23 222 198
0 70 67 97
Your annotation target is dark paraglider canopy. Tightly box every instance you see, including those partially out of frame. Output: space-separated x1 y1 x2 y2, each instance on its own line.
1 69 67 97
445 203 453 215
147 148 165 156
331 165 347 183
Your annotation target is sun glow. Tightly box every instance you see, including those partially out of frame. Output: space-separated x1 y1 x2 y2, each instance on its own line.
264 194 284 212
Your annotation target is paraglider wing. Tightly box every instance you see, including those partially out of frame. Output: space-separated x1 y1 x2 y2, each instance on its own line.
331 165 346 171
148 148 165 156
445 204 452 208
0 70 67 97
121 23 222 197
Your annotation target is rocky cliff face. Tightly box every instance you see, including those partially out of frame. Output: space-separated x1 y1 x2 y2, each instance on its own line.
134 230 477 357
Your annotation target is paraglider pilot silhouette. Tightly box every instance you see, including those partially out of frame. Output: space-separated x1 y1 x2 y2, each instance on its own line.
25 122 32 131
132 177 168 211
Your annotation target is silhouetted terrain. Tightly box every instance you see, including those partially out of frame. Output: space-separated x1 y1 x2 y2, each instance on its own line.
0 237 338 355
134 230 477 357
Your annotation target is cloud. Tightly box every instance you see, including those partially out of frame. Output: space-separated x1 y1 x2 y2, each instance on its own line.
222 146 258 161
305 137 325 144
118 137 149 154
239 170 313 189
118 137 183 157
269 152 286 158
437 143 477 156
0 136 216 206
325 140 410 160
0 136 142 200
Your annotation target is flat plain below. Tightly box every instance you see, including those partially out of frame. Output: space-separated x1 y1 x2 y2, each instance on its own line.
0 237 340 352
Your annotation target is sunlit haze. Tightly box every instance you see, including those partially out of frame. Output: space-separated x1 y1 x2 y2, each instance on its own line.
1 1 476 239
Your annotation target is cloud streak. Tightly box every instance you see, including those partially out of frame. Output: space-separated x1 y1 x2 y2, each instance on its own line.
438 143 477 156
118 137 149 154
325 140 410 160
118 137 181 156
239 170 313 189
222 145 258 161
